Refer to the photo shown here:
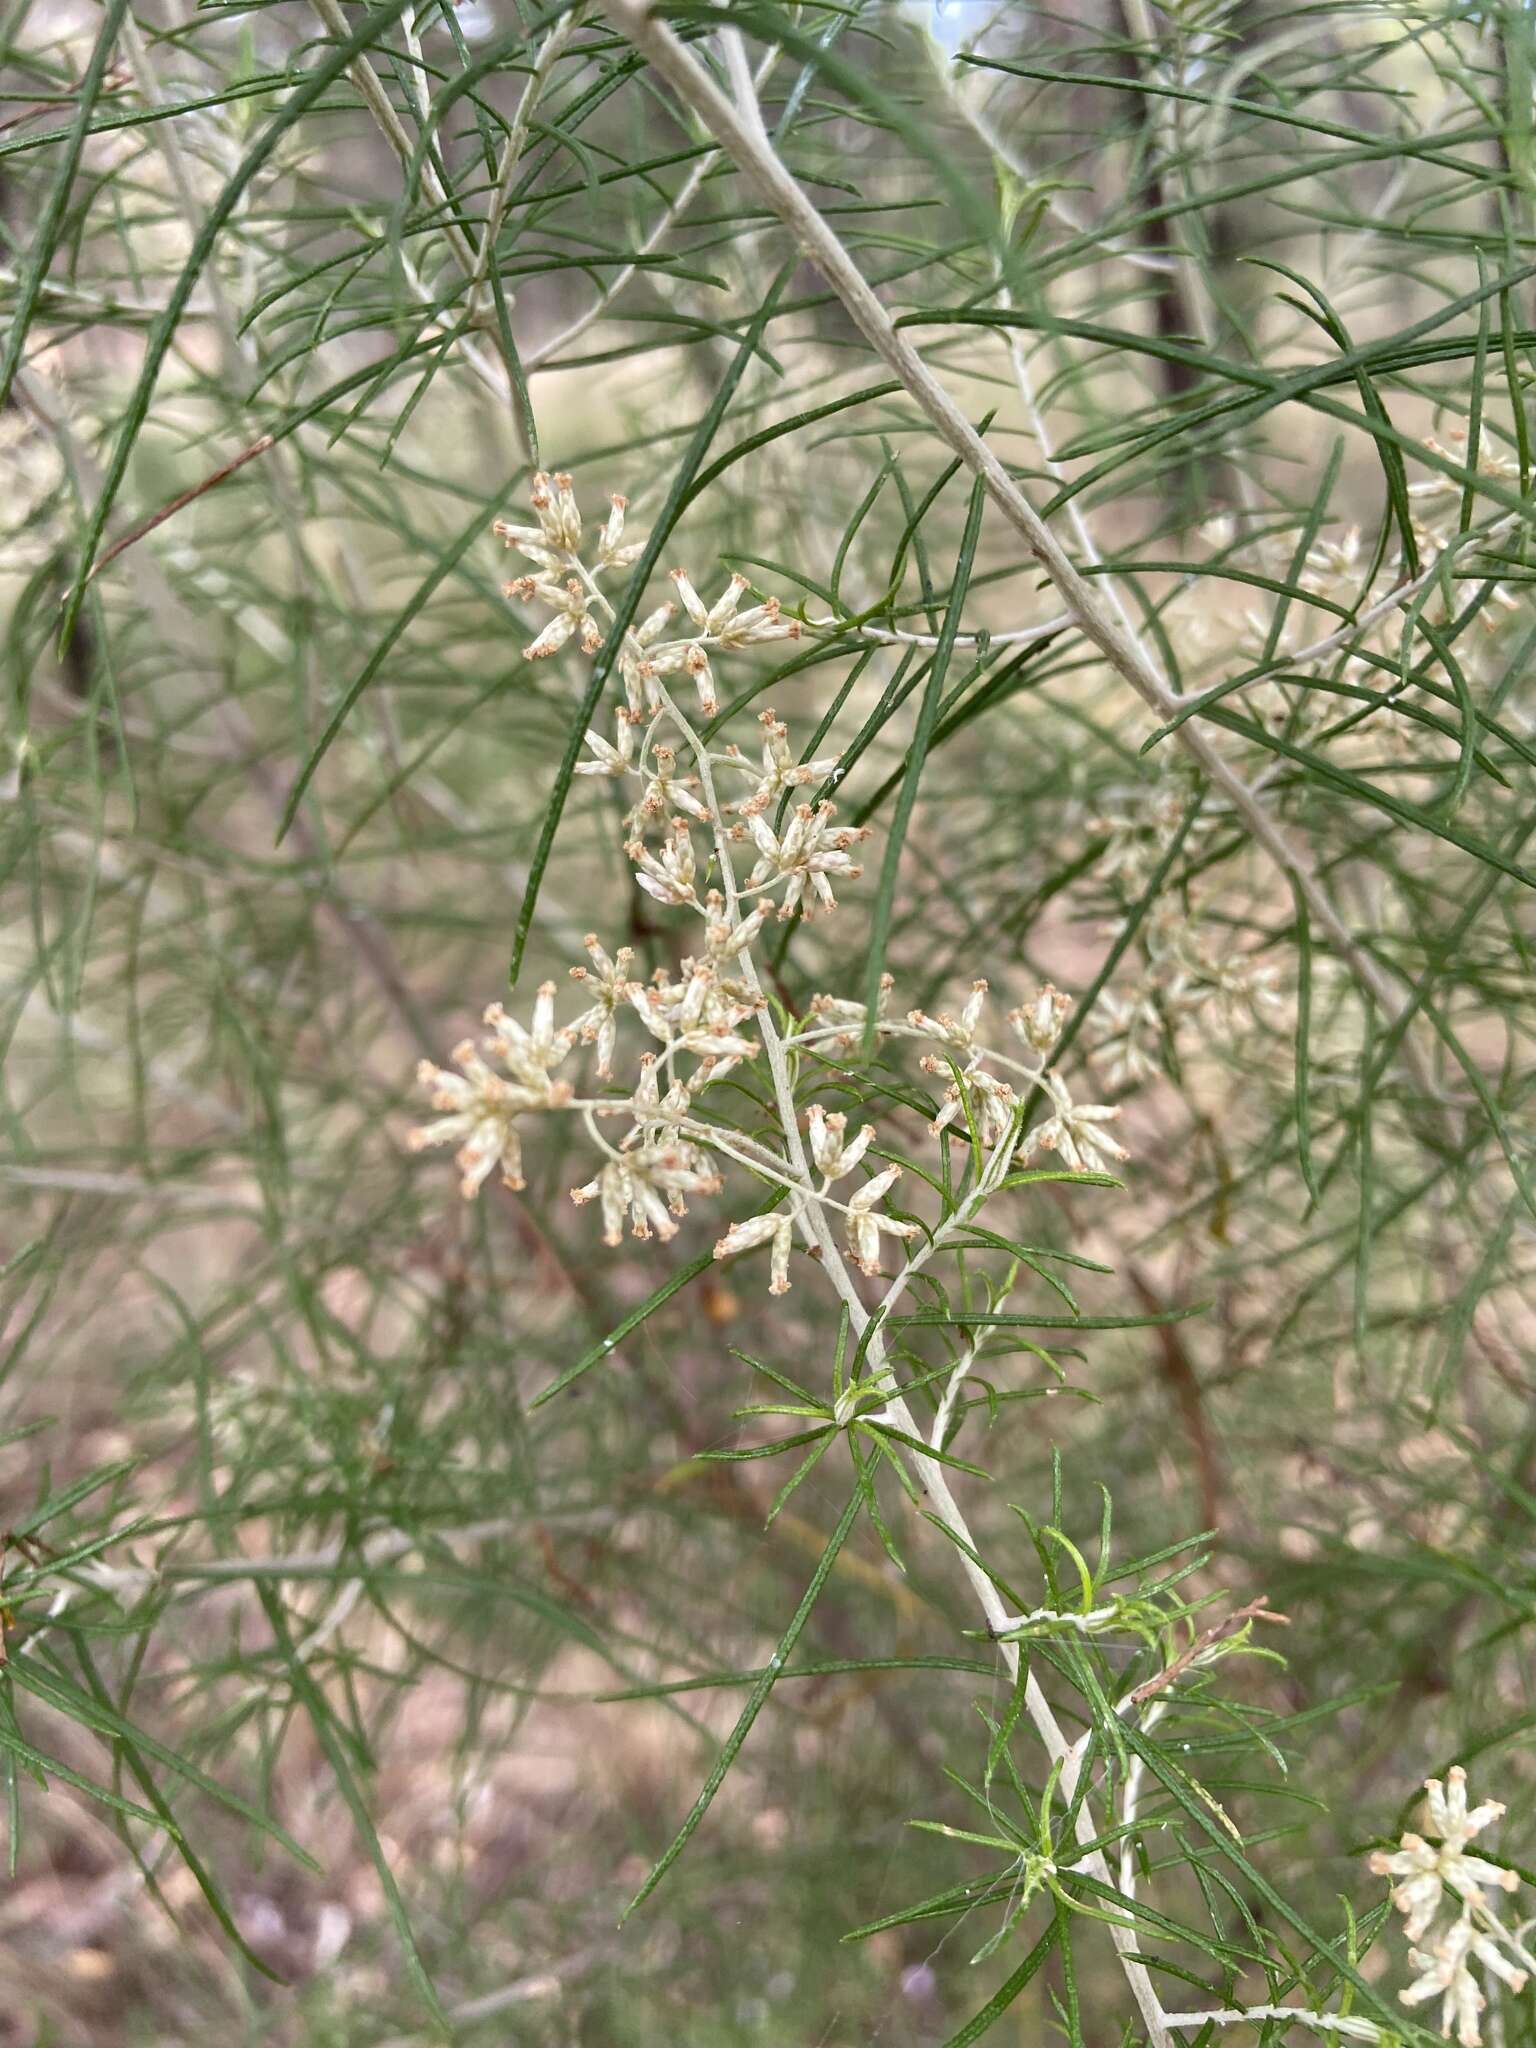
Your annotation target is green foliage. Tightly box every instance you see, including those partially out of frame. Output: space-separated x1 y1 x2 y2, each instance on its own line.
1 1 1535 2042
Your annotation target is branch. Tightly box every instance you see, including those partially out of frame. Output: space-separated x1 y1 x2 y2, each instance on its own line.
596 0 1446 1108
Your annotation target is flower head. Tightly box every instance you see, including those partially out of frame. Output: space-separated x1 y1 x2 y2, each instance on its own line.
1010 983 1071 1058
845 1164 919 1277
568 936 636 1079
727 710 840 817
743 800 866 919
1020 1072 1128 1176
410 1028 568 1198
627 818 700 909
1399 1911 1528 2048
929 1064 1017 1150
806 1103 875 1181
908 979 991 1054
1371 1768 1518 1942
482 983 574 1088
714 1209 797 1294
571 1145 721 1245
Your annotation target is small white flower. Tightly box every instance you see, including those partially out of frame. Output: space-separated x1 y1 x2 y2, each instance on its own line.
522 610 578 660
482 982 574 1089
669 567 709 628
492 525 565 573
411 1035 567 1197
628 1051 663 1120
744 801 867 919
806 1104 875 1180
727 710 841 817
532 469 582 551
573 718 638 780
635 601 677 646
1207 951 1284 1025
631 743 709 826
627 819 700 908
596 493 644 570
714 1210 797 1295
683 641 717 716
1399 1911 1528 2048
571 1146 720 1245
1400 1919 1486 2048
1010 982 1071 1058
1371 1768 1518 1941
715 593 800 648
568 935 636 1080
704 902 770 961
1020 1072 1129 1175
569 1158 631 1245
1091 986 1162 1091
909 979 991 1053
929 1065 1017 1150
806 975 895 1051
629 960 761 1077
845 1163 919 1277
705 572 749 633
1409 432 1521 505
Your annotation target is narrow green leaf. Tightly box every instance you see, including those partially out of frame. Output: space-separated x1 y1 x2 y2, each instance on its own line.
255 1584 447 2032
620 1489 863 1923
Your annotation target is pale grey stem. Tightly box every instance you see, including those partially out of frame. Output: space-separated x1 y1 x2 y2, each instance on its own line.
523 40 783 372
1119 1697 1167 1906
813 611 1072 652
162 1515 529 1582
1162 2012 1383 2041
931 1318 995 1450
308 0 480 279
307 0 553 454
470 12 586 302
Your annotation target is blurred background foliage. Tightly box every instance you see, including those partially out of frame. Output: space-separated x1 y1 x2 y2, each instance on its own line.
2 0 1536 2042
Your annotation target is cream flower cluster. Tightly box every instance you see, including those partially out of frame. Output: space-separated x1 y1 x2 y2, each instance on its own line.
410 475 1130 1296
1188 427 1524 777
1094 894 1281 1092
1371 1767 1530 2047
1091 429 1529 1098
1083 781 1281 1092
496 468 800 719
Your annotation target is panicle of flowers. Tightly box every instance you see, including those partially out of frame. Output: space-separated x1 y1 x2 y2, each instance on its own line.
1018 1070 1128 1175
806 973 895 1053
411 472 1132 1305
571 1141 722 1247
566 935 635 1079
497 468 800 727
737 797 869 920
911 980 1019 1148
1292 509 1515 656
1370 1767 1531 2048
720 708 843 817
409 983 574 1197
1076 775 1282 1093
1088 776 1203 895
898 974 1120 1170
1192 431 1527 735
843 1162 919 1275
